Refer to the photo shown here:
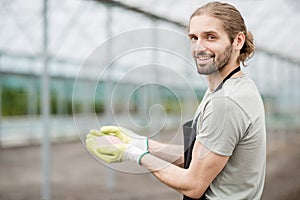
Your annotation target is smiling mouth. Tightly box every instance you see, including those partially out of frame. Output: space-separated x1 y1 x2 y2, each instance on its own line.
197 56 212 61
195 55 214 65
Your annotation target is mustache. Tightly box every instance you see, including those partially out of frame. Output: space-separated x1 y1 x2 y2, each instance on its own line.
194 52 214 57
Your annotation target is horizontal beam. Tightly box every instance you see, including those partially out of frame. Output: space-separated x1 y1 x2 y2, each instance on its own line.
92 0 186 28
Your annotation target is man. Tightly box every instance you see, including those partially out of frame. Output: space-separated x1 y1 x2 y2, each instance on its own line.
86 2 266 199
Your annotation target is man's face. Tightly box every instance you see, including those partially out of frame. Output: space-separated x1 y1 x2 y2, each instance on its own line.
188 15 234 75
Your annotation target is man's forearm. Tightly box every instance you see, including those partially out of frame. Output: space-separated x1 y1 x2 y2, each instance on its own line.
140 140 228 199
140 153 206 198
148 139 184 167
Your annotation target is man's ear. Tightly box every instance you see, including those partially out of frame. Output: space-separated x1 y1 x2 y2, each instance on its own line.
234 32 245 50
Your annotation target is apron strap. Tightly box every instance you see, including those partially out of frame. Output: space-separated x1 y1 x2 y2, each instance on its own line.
215 66 241 91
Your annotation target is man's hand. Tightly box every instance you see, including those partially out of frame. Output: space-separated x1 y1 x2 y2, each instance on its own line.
85 132 149 164
89 126 148 151
86 134 127 163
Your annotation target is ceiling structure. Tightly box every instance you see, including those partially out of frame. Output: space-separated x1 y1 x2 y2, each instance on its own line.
1 0 300 63
96 0 300 64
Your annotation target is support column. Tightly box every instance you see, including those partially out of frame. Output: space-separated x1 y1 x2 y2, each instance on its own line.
150 20 161 136
104 4 115 191
0 54 2 147
41 0 51 199
0 78 2 147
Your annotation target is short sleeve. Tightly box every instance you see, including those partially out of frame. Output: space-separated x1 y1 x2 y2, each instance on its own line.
196 97 251 156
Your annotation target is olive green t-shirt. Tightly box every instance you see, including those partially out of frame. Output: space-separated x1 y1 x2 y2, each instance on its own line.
195 76 266 200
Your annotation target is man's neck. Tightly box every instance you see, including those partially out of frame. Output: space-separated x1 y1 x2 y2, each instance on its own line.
206 64 242 92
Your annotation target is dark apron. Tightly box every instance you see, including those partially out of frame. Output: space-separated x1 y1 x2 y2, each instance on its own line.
182 66 241 200
183 116 206 200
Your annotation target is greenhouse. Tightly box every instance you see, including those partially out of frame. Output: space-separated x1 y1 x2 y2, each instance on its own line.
0 0 299 200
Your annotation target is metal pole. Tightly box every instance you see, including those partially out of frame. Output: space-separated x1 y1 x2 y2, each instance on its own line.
104 5 113 123
297 64 300 129
151 19 161 136
0 53 2 147
41 0 51 199
0 77 2 147
104 4 115 191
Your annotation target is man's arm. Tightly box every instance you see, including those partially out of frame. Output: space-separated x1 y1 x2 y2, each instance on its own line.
141 140 229 199
148 139 184 167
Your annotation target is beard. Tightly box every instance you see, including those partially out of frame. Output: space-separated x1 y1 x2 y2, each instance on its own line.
194 44 233 75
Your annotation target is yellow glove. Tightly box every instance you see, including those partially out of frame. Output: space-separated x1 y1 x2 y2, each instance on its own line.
85 134 149 164
86 134 126 163
89 126 148 151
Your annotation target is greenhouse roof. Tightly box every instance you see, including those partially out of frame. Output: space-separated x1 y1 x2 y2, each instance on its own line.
1 0 300 73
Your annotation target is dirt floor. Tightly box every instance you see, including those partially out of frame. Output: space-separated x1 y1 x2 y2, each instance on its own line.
0 133 299 200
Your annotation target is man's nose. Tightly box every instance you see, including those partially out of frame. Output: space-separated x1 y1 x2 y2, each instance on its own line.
193 40 206 52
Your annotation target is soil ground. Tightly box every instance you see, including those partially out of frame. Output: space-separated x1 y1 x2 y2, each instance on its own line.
0 133 299 200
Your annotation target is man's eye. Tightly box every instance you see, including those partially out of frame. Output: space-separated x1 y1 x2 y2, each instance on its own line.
190 36 198 41
207 35 216 40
